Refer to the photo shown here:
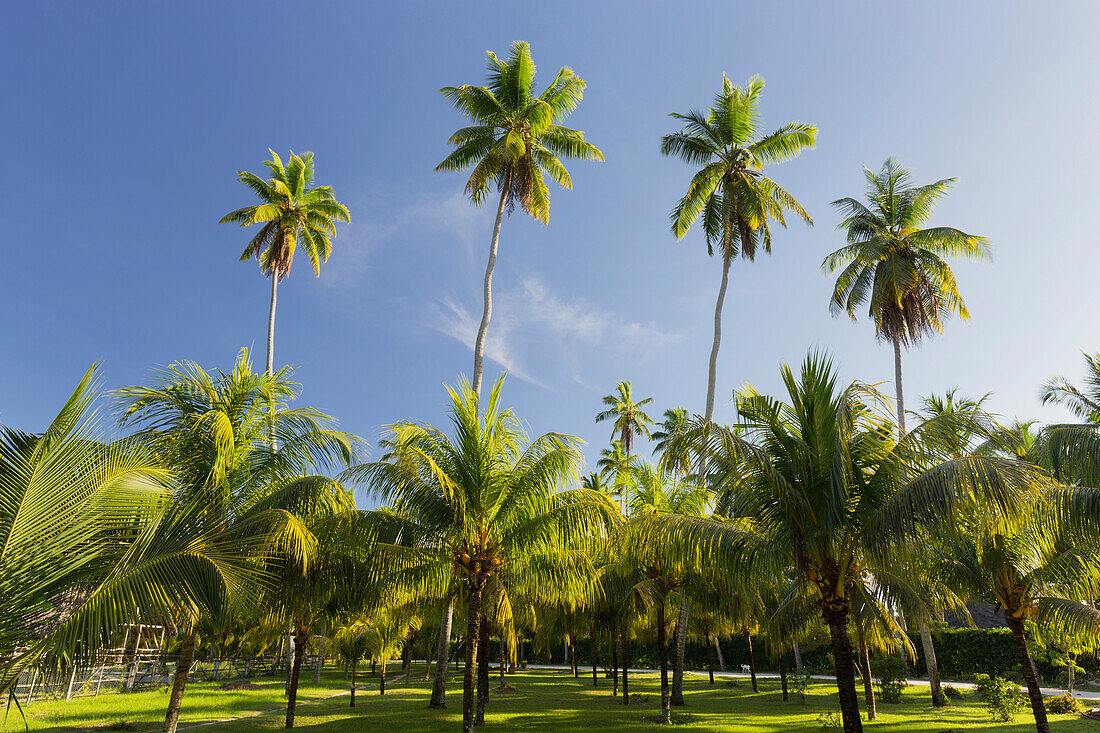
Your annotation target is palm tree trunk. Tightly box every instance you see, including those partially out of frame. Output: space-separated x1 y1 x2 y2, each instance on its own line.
857 626 876 721
462 583 483 733
380 659 386 696
267 273 278 451
499 635 506 680
162 633 194 733
611 631 619 696
571 635 579 678
658 597 671 724
475 623 489 725
705 630 715 685
918 618 944 706
471 181 510 398
621 634 631 705
285 627 307 728
779 650 789 702
1006 614 1050 733
591 626 599 687
824 602 864 733
745 631 758 693
715 636 726 672
349 662 356 707
705 252 732 423
793 642 803 672
284 621 294 695
314 620 327 685
893 336 906 433
671 596 689 705
430 599 454 708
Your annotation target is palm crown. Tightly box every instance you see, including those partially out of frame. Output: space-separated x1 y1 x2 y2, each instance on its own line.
823 157 989 347
661 74 815 259
436 41 604 223
220 150 350 281
595 381 654 454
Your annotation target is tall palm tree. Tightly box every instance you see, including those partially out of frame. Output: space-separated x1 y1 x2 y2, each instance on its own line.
1041 352 1100 421
115 350 359 733
343 377 615 733
436 41 603 397
219 150 350 384
0 367 255 710
637 352 1037 733
596 382 654 512
662 74 815 426
823 158 988 704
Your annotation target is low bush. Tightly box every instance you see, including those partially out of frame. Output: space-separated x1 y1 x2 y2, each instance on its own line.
873 656 907 703
1045 693 1083 714
942 684 965 700
974 674 1026 722
789 671 812 704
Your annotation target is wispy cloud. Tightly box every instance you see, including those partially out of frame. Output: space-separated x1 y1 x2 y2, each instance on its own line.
432 296 550 389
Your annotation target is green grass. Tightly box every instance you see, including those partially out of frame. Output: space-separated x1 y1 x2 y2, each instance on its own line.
7 664 1094 732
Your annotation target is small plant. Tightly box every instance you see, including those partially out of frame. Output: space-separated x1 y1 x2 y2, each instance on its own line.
974 675 1025 722
1045 693 1083 714
873 656 907 703
789 671 812 704
816 711 841 730
942 684 964 700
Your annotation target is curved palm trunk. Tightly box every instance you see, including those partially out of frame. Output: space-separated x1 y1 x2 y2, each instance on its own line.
349 662 356 707
462 582 484 733
430 599 454 708
671 596 689 705
824 602 863 733
715 636 726 672
857 626 875 721
1006 614 1050 733
471 182 510 398
793 642 803 672
705 252 732 423
475 623 489 725
285 627 307 728
162 633 194 733
744 631 758 693
658 597 671 724
267 273 278 451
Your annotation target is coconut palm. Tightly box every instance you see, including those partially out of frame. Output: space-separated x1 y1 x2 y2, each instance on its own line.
219 150 350 385
661 74 815 426
596 441 638 512
437 41 603 397
636 352 1038 733
596 382 655 512
651 407 692 476
0 367 256 711
1041 352 1100 422
823 158 988 703
332 623 371 706
342 377 615 733
115 349 359 732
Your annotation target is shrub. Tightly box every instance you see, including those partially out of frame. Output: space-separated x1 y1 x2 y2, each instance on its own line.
873 656 908 703
942 684 964 700
816 711 841 730
1045 693 1083 714
789 671 812 704
974 675 1026 722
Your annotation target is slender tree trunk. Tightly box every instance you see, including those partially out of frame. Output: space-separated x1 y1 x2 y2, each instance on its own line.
1006 614 1050 733
671 596 689 705
162 633 194 733
285 628 307 729
406 629 417 686
592 626 599 687
1068 652 1076 694
349 663 356 707
705 630 715 685
857 626 876 721
793 642 803 672
611 631 619 696
518 634 525 670
824 602 864 733
471 181 510 398
462 583 484 733
475 623 489 725
704 252 732 423
430 599 454 708
745 631 758 693
715 636 726 672
893 336 906 433
571 635 579 678
284 621 294 695
779 650 789 702
380 659 386 696
314 620 327 685
266 273 279 452
918 619 944 706
499 635 506 680
621 634 631 705
658 598 671 724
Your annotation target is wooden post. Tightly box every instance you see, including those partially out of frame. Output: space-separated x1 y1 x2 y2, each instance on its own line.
65 663 79 701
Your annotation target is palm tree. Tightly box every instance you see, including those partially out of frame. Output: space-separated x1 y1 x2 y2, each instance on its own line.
662 74 815 426
651 407 691 476
115 349 359 732
597 441 639 513
343 377 615 733
1041 352 1100 421
219 150 350 384
596 382 654 512
0 367 255 711
332 623 371 707
436 41 603 397
823 159 988 705
638 352 1037 733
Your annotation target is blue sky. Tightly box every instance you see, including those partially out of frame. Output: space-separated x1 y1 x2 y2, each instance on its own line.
4 2 1100 504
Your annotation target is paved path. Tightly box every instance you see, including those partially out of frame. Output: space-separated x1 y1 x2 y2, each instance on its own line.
528 663 1100 701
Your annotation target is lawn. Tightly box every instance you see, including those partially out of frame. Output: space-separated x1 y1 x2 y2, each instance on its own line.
7 665 1093 732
